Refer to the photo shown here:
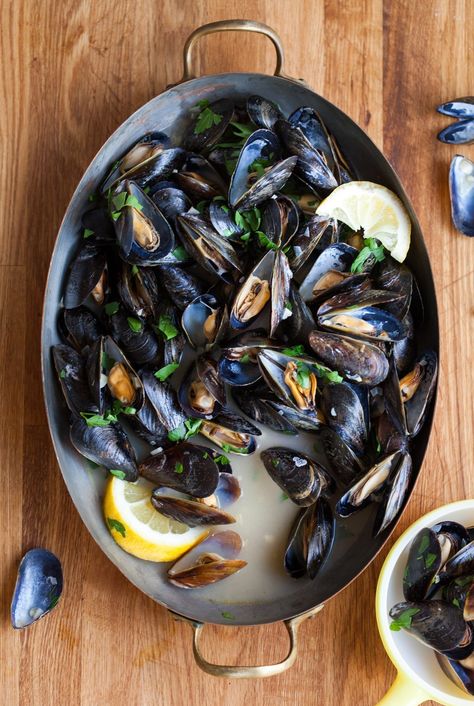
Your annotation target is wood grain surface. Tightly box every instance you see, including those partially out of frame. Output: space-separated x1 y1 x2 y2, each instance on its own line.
1 1 473 704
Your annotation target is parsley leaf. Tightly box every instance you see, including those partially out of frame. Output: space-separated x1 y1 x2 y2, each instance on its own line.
156 314 178 341
350 237 385 273
214 454 230 466
282 345 306 357
80 412 111 427
83 228 94 239
172 246 188 261
184 418 202 439
107 518 126 537
390 607 419 632
131 264 139 276
109 469 126 480
167 424 186 442
221 611 236 620
111 192 143 221
154 362 179 381
257 231 278 250
59 369 66 379
175 462 184 474
127 317 143 333
425 552 437 569
194 104 223 135
105 301 120 316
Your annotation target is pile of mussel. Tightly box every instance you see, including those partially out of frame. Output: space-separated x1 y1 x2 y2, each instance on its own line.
52 93 437 587
390 521 474 695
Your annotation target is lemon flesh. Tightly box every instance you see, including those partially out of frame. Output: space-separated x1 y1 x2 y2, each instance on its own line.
316 181 411 263
103 476 208 562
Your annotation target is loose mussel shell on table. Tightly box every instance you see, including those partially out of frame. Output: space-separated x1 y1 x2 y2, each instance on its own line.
11 548 63 629
50 89 437 599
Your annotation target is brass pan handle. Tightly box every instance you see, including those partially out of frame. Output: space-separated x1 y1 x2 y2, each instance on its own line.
170 605 323 678
178 19 304 84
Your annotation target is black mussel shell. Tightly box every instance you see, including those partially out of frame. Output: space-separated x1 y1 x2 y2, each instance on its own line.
108 310 161 367
381 357 408 438
113 181 175 264
117 263 160 319
336 451 401 518
438 97 474 118
308 330 389 386
389 600 473 660
444 542 474 579
70 417 138 480
63 244 107 309
208 200 243 241
403 351 438 436
437 654 474 696
230 250 274 330
257 349 321 413
449 155 474 236
139 443 219 497
432 522 470 565
178 357 224 420
177 213 242 282
175 153 227 201
59 306 102 352
443 575 474 612
128 396 169 446
321 382 367 457
375 257 413 319
261 447 332 506
270 250 293 337
316 426 364 486
151 493 235 527
185 99 235 152
247 95 283 130
156 264 207 310
393 312 415 376
288 107 333 164
139 368 186 432
285 497 334 579
199 409 260 455
438 120 474 145
150 185 192 230
290 215 338 273
228 128 296 210
299 243 358 302
260 196 299 248
282 284 316 345
87 336 144 416
182 293 228 350
11 548 63 629
232 387 298 434
374 452 412 536
403 528 442 602
52 344 95 415
276 118 338 191
82 206 115 242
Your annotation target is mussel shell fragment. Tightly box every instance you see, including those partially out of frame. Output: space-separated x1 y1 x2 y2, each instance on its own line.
276 118 338 191
261 447 332 506
140 368 186 431
175 154 227 201
438 97 474 118
285 497 334 579
11 548 63 629
70 417 138 480
139 443 219 497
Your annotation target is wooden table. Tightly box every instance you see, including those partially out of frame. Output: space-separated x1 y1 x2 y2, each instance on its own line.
1 1 472 704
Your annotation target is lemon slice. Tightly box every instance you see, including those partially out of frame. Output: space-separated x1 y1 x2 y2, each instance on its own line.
316 181 411 262
103 475 208 562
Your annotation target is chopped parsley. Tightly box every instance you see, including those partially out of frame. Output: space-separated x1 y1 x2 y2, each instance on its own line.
172 246 188 261
154 362 180 381
109 469 126 480
350 237 385 273
214 454 230 466
390 607 419 632
59 369 67 379
221 611 236 620
131 264 139 276
127 316 143 333
107 518 126 537
282 345 306 357
105 301 120 316
110 192 143 221
83 228 94 239
425 552 437 569
156 314 178 341
167 418 202 442
194 100 223 135
174 462 184 474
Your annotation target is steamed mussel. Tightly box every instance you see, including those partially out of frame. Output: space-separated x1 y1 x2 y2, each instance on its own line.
52 90 434 598
390 518 474 696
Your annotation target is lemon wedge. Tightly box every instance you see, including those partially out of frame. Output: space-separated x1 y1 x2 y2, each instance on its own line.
316 181 411 262
103 475 208 562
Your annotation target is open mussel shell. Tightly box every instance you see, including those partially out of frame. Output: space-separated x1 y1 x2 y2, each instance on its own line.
11 548 63 629
228 129 297 210
113 181 175 264
156 264 207 310
261 196 299 248
438 120 474 145
87 336 144 416
185 99 235 152
52 344 95 415
63 244 107 309
261 447 332 506
285 497 334 579
299 243 358 302
182 294 228 349
59 306 102 352
282 284 316 345
178 356 226 420
318 304 407 342
175 153 227 201
389 600 474 661
208 199 243 241
317 282 402 315
70 417 138 480
402 351 438 436
177 213 242 282
308 330 389 386
230 250 274 330
232 386 297 434
247 95 283 129
381 357 408 438
321 382 367 457
289 215 338 273
200 409 260 455
288 107 333 165
444 541 474 579
375 257 413 319
128 396 169 447
117 263 160 319
168 530 246 589
108 310 161 367
203 472 241 508
432 522 470 565
270 250 293 337
437 654 474 697
219 330 273 387
449 155 474 236
151 492 236 527
374 452 412 536
276 118 338 191
139 443 219 497
140 368 186 432
403 528 442 602
257 349 319 413
336 451 401 518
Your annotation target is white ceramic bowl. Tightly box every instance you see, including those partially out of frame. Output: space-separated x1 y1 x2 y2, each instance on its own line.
376 500 474 706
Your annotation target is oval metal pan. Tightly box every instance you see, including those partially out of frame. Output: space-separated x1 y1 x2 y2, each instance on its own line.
41 72 439 626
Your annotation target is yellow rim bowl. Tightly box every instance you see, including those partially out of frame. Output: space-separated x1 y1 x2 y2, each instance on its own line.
375 500 474 705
